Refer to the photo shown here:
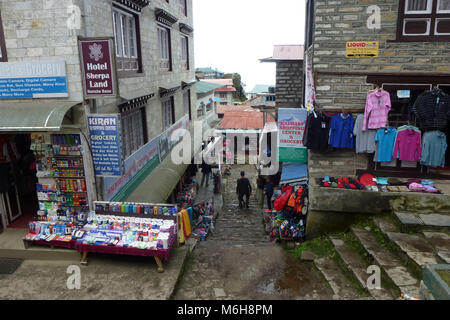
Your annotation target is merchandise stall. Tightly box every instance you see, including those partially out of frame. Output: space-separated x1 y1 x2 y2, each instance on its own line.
264 163 309 243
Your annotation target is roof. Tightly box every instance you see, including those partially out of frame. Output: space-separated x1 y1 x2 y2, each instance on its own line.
195 67 224 74
280 163 308 184
196 81 224 94
202 78 233 86
216 105 258 114
260 45 305 62
214 87 236 92
217 111 275 130
248 85 274 94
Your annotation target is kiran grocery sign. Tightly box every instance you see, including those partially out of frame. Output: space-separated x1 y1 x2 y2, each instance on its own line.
346 41 379 58
277 108 307 164
79 38 117 98
0 61 68 99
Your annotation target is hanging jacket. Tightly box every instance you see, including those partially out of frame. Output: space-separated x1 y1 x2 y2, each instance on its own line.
304 112 331 152
362 90 391 130
329 113 354 149
413 89 450 130
353 114 376 153
420 131 448 167
375 127 398 162
393 128 422 161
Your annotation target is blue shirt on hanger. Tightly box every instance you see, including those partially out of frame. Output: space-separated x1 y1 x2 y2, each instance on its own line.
375 127 398 162
329 113 354 149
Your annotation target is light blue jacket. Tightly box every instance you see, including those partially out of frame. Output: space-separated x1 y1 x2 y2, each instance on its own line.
420 131 448 167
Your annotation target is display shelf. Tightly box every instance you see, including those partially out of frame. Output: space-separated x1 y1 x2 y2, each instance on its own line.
53 154 82 158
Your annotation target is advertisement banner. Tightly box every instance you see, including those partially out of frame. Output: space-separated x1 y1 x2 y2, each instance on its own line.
304 52 316 112
0 61 68 99
79 38 117 98
88 114 123 177
159 115 190 161
103 136 160 202
346 41 379 58
278 108 308 163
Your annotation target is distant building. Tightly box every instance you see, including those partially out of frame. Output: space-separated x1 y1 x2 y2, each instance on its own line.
260 45 305 108
247 85 275 100
246 85 276 107
195 67 225 79
202 79 236 106
195 81 224 130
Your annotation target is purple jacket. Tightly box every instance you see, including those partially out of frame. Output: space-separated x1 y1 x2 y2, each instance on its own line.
393 129 422 161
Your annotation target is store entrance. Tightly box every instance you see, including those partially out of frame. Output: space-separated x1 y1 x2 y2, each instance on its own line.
0 134 38 231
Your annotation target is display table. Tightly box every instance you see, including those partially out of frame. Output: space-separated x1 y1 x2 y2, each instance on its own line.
23 239 77 250
75 236 175 272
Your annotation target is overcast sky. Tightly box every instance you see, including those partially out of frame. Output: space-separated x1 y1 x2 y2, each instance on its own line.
193 0 306 94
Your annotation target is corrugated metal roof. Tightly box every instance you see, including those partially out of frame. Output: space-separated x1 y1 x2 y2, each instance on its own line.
196 81 224 94
216 105 258 114
248 85 274 94
195 67 224 74
217 111 275 130
202 79 233 86
214 87 236 92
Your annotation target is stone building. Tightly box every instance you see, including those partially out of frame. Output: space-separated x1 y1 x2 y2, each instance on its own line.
201 78 236 106
260 45 304 108
0 0 199 228
305 0 450 212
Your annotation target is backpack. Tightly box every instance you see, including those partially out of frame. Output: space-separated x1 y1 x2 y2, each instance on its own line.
273 186 293 211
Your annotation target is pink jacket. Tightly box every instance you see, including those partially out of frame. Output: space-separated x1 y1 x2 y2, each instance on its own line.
362 90 391 130
393 129 422 161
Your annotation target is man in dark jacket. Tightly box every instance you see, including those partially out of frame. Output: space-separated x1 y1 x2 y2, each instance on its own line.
200 160 212 187
264 177 275 210
236 171 252 209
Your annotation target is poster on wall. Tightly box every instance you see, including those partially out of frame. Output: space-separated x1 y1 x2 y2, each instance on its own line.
88 114 124 177
103 136 160 202
304 52 316 112
346 41 379 58
278 108 308 164
78 38 118 98
159 115 190 161
0 60 68 99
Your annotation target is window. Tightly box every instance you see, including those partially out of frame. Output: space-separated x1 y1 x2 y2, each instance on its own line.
181 35 189 70
179 0 187 16
162 97 175 130
397 0 450 40
121 108 147 158
197 103 205 117
158 26 172 71
112 7 141 73
266 96 276 102
0 11 7 62
183 90 192 120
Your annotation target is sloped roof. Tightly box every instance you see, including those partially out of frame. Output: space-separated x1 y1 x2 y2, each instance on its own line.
217 111 275 130
196 81 224 94
248 85 274 94
216 105 258 114
215 87 236 92
202 78 233 86
260 45 304 62
195 67 224 74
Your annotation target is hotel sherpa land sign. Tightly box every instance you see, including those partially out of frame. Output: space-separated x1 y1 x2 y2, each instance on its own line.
79 38 118 98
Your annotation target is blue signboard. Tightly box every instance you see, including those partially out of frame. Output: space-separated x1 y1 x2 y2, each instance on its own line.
88 114 124 176
0 61 69 99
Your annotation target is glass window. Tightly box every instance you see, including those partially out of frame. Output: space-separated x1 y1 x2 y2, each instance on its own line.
112 7 140 72
438 0 450 12
405 0 432 13
162 98 175 130
158 26 171 70
122 108 146 158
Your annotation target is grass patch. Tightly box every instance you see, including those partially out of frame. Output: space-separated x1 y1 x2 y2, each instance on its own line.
437 270 450 287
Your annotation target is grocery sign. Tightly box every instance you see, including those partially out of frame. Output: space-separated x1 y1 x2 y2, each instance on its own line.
346 41 379 58
278 108 308 164
79 38 117 98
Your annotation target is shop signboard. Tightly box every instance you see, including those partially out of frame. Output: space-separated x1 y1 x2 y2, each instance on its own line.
346 41 379 58
0 60 68 99
159 115 190 161
103 136 160 202
88 114 124 177
278 108 308 164
79 38 117 98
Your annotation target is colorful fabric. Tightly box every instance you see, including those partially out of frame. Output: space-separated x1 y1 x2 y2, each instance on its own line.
329 113 354 149
353 114 377 153
362 90 391 130
420 130 448 168
393 129 422 161
375 127 398 162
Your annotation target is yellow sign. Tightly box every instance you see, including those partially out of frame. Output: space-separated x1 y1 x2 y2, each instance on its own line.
346 41 379 58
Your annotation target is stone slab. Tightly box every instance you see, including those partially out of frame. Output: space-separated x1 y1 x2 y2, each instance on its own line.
213 288 226 298
437 251 450 264
384 266 419 287
300 250 319 261
419 214 450 227
373 218 399 233
394 212 424 226
423 232 450 252
385 232 438 266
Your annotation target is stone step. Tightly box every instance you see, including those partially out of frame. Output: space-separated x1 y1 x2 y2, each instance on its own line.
394 211 450 229
313 257 362 300
351 227 420 298
423 232 450 264
330 236 394 300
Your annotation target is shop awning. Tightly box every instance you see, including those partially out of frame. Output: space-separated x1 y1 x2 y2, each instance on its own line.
0 101 82 132
280 162 308 184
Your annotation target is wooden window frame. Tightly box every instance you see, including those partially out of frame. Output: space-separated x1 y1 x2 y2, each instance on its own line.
181 35 189 70
112 5 143 76
121 107 148 159
183 89 192 120
395 0 450 41
162 96 175 130
179 0 188 16
0 12 7 62
158 25 172 71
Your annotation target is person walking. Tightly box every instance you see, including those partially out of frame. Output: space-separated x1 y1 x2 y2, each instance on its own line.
264 177 274 210
236 171 252 209
200 160 212 187
256 171 266 208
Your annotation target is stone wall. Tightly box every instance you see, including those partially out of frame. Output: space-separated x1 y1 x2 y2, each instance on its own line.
246 94 276 107
276 60 304 108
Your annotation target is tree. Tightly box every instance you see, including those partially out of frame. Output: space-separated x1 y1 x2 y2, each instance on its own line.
224 72 247 102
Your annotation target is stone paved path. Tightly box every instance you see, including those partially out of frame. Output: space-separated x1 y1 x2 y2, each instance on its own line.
173 164 335 300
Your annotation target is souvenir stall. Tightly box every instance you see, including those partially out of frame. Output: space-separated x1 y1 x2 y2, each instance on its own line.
264 163 309 243
181 201 214 242
305 86 450 191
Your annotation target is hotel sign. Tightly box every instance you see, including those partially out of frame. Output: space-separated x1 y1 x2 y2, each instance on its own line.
346 41 379 58
79 38 118 98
